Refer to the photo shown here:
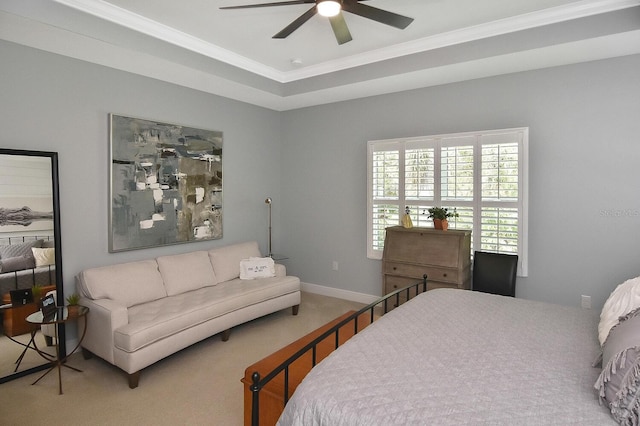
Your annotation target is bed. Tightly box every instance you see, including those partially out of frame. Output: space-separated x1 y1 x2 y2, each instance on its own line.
0 235 56 296
276 288 625 425
0 235 56 337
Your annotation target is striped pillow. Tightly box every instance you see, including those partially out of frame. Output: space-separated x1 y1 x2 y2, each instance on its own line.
0 239 43 268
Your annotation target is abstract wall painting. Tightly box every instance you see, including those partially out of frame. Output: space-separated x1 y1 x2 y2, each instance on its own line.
109 114 223 252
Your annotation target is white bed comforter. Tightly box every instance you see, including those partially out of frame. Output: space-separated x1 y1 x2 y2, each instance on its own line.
278 289 615 425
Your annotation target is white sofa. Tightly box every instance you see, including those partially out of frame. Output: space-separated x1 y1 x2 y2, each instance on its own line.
77 241 300 388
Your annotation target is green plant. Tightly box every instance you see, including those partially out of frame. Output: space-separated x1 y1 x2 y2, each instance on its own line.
427 207 459 220
32 285 44 300
66 293 80 306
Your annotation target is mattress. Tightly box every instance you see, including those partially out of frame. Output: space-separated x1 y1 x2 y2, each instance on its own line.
278 289 615 425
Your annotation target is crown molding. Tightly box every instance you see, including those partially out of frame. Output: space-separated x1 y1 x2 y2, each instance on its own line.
54 0 640 83
53 0 284 81
283 0 640 81
278 30 640 110
2 8 639 112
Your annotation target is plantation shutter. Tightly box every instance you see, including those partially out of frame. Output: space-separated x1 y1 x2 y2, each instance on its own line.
478 132 523 256
368 128 528 276
368 142 401 253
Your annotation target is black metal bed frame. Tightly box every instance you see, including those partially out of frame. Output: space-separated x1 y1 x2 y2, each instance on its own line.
249 274 428 426
0 234 55 290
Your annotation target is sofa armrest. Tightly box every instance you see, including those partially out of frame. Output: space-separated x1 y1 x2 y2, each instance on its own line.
79 297 128 364
275 263 286 277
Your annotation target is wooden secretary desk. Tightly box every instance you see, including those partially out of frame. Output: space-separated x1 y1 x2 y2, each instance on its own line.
382 226 471 303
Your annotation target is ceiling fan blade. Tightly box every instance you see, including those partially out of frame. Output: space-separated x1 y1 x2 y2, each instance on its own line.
342 0 413 29
220 0 314 10
329 13 352 45
273 6 317 39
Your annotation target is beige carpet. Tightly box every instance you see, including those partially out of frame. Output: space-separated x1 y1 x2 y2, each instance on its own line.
0 330 57 374
0 292 365 426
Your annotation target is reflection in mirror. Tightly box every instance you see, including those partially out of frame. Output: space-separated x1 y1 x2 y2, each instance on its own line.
0 149 64 383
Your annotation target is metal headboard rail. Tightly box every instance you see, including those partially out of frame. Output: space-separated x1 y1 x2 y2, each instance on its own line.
249 274 428 426
0 234 54 244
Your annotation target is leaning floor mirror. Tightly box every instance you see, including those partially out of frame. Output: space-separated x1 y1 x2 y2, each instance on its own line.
0 148 65 383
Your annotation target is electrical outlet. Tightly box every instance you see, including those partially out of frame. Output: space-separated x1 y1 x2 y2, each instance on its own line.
332 261 339 271
581 295 591 309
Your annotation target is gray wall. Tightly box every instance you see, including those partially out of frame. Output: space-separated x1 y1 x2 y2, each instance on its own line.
0 40 283 300
280 54 640 310
2 38 639 311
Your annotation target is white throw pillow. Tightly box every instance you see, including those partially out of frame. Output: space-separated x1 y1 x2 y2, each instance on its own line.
598 276 640 345
208 241 262 282
239 257 275 280
32 247 55 267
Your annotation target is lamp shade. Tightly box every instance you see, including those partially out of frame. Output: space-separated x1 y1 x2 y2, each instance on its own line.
317 0 341 17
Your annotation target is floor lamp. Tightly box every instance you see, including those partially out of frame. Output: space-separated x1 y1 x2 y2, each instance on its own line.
265 197 272 257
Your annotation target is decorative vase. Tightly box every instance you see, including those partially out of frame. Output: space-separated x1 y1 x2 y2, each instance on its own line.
402 206 413 229
433 219 449 231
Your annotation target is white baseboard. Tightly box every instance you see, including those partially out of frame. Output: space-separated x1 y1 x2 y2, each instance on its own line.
301 282 380 305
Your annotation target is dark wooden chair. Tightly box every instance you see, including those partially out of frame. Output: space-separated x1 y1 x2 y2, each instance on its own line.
472 251 518 297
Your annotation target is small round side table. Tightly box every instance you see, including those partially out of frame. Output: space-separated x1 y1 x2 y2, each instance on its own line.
26 306 89 394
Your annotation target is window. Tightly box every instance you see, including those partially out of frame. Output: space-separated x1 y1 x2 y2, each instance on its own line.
367 128 528 276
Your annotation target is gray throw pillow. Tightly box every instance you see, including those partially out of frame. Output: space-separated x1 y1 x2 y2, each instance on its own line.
595 313 640 425
41 240 55 248
0 239 43 266
0 256 31 273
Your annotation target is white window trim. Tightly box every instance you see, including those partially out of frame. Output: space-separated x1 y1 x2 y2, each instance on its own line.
367 127 529 276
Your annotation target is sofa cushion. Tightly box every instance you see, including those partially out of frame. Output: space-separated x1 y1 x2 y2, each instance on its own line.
157 251 217 296
78 260 167 308
208 241 261 283
116 275 300 352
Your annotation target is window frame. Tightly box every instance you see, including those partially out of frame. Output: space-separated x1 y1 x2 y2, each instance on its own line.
367 127 529 276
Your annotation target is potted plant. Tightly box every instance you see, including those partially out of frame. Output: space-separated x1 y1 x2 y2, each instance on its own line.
66 293 80 315
427 207 458 231
32 285 46 308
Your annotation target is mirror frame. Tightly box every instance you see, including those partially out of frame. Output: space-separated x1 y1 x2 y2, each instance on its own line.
0 148 65 383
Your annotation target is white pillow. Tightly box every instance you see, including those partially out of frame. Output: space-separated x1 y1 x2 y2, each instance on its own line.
209 241 262 282
598 276 640 345
32 247 55 267
239 257 275 280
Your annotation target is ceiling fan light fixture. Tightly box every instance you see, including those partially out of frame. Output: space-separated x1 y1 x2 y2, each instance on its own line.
317 0 341 17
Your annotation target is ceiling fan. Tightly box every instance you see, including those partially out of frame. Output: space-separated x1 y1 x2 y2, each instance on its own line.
220 0 414 45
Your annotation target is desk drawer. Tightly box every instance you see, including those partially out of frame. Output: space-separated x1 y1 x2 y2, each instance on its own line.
384 275 424 294
382 276 420 311
384 275 460 293
384 262 459 284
